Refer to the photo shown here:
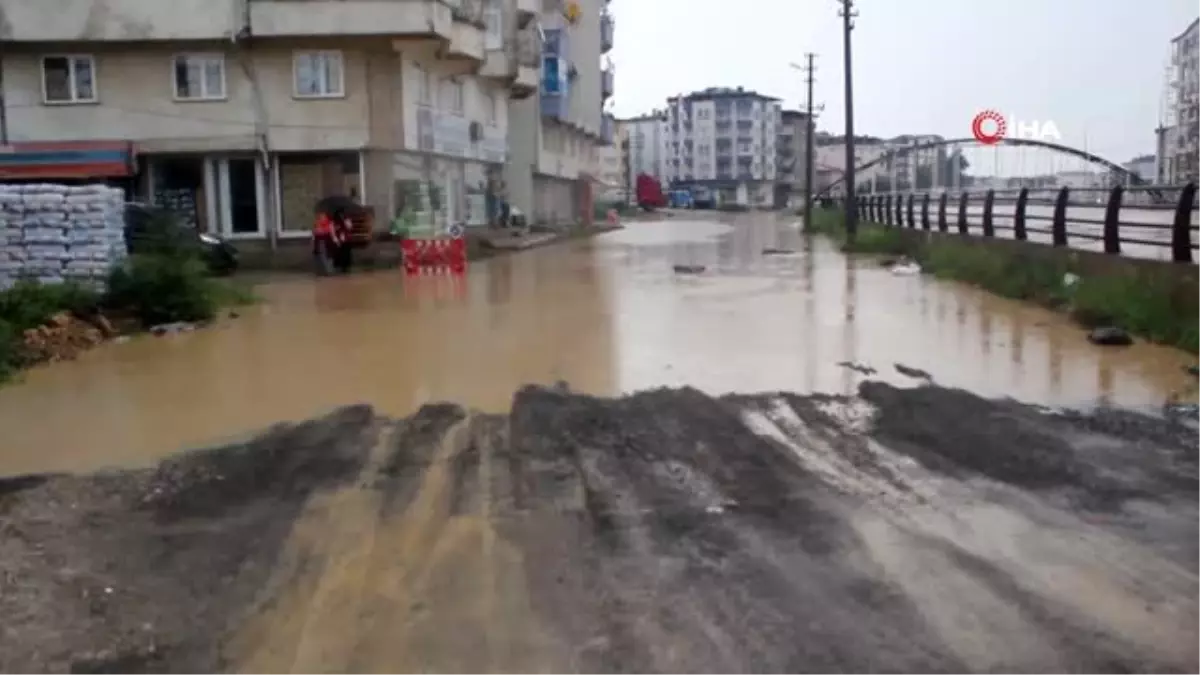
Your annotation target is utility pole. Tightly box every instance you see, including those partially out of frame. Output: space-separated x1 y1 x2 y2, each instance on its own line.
838 0 858 242
803 53 817 231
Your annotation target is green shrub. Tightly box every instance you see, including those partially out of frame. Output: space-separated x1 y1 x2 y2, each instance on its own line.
0 318 18 382
105 255 218 326
0 279 102 332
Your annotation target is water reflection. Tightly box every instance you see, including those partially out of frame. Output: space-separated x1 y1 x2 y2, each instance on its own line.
0 214 1193 475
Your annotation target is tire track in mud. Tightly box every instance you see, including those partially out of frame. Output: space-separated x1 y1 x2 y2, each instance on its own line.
1 383 1196 673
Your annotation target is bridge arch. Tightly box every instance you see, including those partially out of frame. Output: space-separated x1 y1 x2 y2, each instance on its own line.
815 137 1150 198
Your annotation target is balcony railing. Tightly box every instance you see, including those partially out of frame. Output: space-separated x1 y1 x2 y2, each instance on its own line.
601 68 614 99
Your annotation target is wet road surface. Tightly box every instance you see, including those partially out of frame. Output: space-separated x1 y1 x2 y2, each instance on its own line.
2 385 1196 673
0 213 1193 475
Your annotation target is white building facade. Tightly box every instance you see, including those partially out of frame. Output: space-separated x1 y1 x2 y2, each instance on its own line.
660 87 780 207
617 112 665 197
503 0 613 225
1156 18 1199 185
0 0 540 244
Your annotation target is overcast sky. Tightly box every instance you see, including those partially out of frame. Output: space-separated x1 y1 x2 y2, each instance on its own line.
608 0 1198 164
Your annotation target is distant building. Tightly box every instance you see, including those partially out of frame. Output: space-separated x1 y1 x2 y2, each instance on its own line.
660 87 781 207
1124 154 1157 182
1156 17 1199 184
777 110 812 207
617 112 665 200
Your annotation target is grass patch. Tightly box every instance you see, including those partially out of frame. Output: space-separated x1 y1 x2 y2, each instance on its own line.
1 222 260 383
809 207 1199 353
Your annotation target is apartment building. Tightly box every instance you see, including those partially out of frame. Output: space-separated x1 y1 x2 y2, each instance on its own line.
658 87 780 206
776 109 811 208
616 112 665 197
1156 17 1199 185
504 0 613 225
0 0 541 244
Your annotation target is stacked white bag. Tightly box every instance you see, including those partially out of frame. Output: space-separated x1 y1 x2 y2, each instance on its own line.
0 183 127 290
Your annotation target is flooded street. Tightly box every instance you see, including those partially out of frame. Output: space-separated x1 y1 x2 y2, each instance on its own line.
0 213 1194 475
2 213 1197 674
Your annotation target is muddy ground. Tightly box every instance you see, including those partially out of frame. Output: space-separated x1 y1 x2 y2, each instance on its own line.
0 383 1196 673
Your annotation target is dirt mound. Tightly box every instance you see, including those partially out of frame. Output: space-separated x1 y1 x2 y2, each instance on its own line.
0 405 379 674
0 386 1195 673
17 311 115 364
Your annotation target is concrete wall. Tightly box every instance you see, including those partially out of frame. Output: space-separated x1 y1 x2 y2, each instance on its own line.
0 0 241 41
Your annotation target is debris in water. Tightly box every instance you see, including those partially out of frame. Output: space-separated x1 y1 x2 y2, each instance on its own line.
1087 326 1133 347
837 361 877 376
894 363 933 381
150 322 197 336
673 264 706 275
761 247 795 255
890 260 921 276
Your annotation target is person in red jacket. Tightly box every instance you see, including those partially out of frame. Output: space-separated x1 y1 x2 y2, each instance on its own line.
312 210 346 275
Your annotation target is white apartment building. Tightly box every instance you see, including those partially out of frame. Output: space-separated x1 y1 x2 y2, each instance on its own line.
1156 17 1199 184
504 0 613 225
0 0 540 246
661 87 781 207
617 112 665 197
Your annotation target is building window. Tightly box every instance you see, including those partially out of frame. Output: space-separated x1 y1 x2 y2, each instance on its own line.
441 79 464 114
41 55 96 104
293 51 344 98
486 91 499 125
173 54 225 101
415 64 432 105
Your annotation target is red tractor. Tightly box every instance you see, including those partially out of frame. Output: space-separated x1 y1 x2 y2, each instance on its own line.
635 173 667 212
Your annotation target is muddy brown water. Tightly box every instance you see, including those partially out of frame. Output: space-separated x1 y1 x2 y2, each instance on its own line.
0 213 1194 475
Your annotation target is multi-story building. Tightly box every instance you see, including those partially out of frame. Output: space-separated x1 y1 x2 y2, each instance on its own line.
504 0 612 225
617 112 665 198
1124 154 1157 182
660 87 781 207
1156 17 1199 184
776 109 811 208
0 0 540 245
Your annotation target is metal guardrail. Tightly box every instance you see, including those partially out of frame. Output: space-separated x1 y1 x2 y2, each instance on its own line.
853 183 1199 264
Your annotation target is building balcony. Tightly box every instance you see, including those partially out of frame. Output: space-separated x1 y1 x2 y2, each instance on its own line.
602 68 614 99
543 28 569 57
254 0 452 40
601 115 615 146
440 0 486 61
516 0 538 28
600 11 615 53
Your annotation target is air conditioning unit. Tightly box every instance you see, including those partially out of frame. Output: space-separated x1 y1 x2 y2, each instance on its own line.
469 121 484 141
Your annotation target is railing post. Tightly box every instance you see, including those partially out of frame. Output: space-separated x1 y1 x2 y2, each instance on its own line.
982 189 996 237
896 193 904 226
921 193 931 231
937 192 948 232
1102 184 1123 255
884 194 893 226
1171 182 1195 263
1052 186 1070 247
957 191 969 235
906 193 916 229
1013 187 1029 241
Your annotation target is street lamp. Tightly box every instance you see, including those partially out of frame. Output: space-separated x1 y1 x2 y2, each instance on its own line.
837 0 858 242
